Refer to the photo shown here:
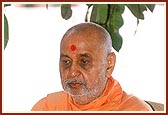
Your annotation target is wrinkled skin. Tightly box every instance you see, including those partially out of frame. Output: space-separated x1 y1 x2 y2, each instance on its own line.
59 24 116 105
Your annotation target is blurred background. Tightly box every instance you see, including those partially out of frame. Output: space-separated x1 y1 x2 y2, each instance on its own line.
3 3 165 112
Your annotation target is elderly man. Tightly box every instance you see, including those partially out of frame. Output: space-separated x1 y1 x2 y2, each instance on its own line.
32 23 152 111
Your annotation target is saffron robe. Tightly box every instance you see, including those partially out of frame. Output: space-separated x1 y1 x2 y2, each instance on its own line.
31 77 152 111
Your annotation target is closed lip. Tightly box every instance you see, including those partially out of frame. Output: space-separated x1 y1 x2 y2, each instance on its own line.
68 82 82 88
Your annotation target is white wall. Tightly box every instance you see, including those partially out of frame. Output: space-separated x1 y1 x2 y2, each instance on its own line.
3 3 165 112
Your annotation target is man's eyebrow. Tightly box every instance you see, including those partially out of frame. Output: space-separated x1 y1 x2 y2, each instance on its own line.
60 53 70 58
79 53 91 58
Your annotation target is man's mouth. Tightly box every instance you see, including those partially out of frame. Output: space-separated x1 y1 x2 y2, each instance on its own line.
68 82 82 88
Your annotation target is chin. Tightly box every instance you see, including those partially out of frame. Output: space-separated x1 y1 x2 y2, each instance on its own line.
68 91 86 97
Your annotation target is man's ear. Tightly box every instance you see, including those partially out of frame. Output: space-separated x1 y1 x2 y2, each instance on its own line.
106 52 116 78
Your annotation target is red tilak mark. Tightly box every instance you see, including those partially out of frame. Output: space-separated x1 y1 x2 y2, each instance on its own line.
70 45 76 51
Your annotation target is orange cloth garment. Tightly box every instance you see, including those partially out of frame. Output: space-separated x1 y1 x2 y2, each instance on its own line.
31 77 152 111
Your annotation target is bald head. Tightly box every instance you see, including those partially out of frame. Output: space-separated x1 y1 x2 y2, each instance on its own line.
61 22 112 54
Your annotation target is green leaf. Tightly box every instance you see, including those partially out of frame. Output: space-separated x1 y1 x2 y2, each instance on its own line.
61 4 72 20
106 25 123 52
145 4 155 12
126 4 147 19
4 4 11 7
107 4 124 31
113 4 125 14
105 4 124 52
111 32 123 52
90 4 108 24
4 14 9 49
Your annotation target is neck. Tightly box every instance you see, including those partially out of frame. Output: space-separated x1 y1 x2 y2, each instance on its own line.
72 93 99 105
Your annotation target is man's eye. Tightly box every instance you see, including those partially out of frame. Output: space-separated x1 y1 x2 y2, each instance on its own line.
81 59 89 65
62 60 71 65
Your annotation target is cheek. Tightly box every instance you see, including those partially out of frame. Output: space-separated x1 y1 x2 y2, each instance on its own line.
84 64 106 87
93 62 106 76
60 68 68 80
59 66 68 85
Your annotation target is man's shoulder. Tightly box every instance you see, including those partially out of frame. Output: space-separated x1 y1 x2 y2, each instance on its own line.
118 92 153 111
47 91 68 98
32 91 69 111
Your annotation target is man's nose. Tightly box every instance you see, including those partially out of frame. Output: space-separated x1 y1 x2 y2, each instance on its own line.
68 63 81 78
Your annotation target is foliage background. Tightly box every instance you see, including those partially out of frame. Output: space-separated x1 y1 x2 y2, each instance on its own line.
4 4 155 52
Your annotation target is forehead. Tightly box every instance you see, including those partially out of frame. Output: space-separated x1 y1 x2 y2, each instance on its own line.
60 32 103 56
